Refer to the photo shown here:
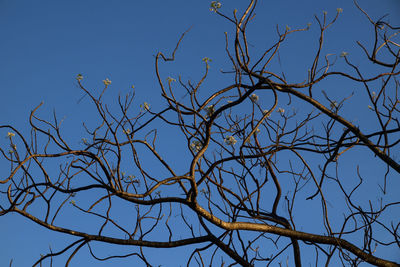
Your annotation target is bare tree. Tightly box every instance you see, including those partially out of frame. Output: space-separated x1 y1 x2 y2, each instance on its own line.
1 1 399 266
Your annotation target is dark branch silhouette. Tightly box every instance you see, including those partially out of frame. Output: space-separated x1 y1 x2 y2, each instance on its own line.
1 1 399 266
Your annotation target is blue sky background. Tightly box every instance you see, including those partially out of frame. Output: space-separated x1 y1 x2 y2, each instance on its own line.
1 0 399 266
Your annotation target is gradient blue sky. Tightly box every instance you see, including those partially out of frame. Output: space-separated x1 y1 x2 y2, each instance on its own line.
1 0 399 266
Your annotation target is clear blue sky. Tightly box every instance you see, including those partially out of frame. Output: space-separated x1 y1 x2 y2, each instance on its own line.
1 0 399 266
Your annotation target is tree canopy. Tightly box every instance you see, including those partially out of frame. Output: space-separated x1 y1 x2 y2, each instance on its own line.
1 1 399 266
